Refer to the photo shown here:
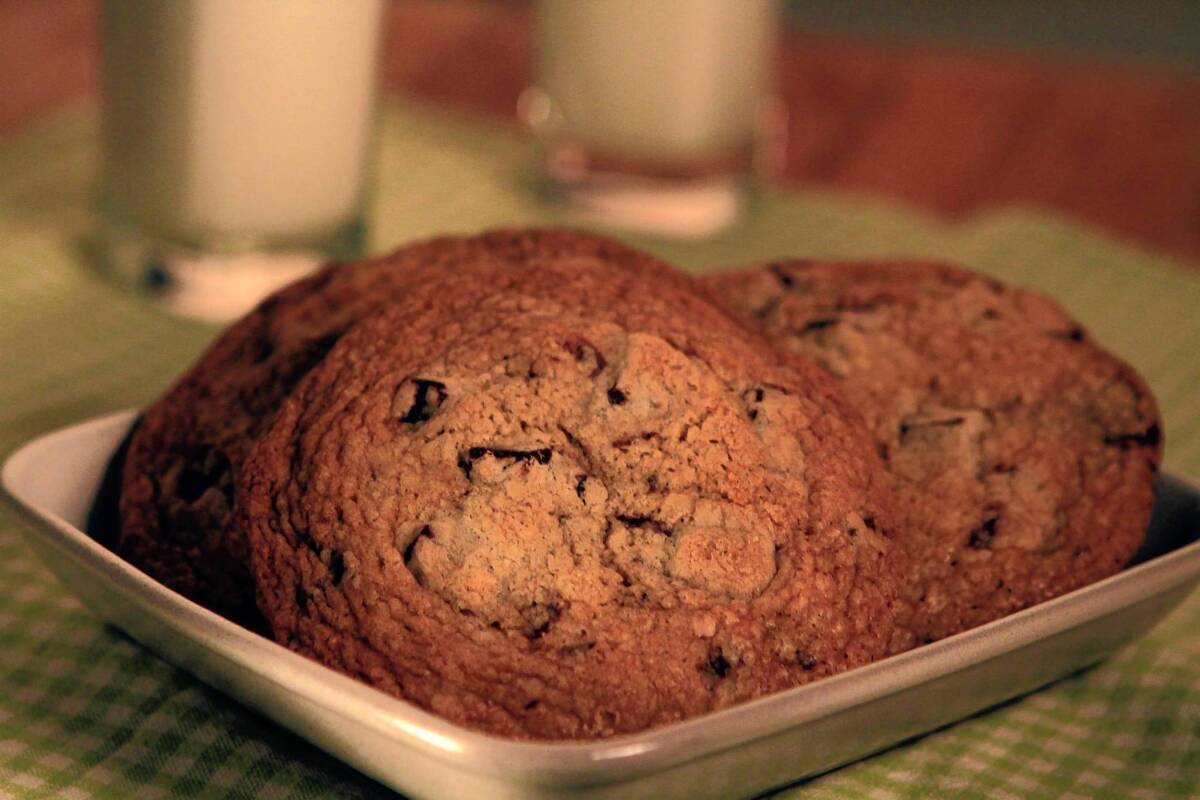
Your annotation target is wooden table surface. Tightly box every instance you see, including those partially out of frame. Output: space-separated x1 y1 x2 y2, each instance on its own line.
4 0 1199 264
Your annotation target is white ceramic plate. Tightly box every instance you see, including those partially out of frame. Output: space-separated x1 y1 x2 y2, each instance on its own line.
3 410 1199 800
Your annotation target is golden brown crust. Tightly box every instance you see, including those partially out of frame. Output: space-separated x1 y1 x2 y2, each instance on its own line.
241 257 903 739
705 259 1162 644
117 229 694 627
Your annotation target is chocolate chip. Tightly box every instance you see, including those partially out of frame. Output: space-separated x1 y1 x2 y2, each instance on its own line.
607 387 627 405
800 317 838 333
615 514 672 536
742 387 767 421
612 432 655 449
403 526 433 565
563 337 607 377
296 527 321 553
524 699 540 711
456 454 474 479
1049 327 1086 342
526 601 562 639
175 446 233 505
797 651 817 671
394 378 448 424
175 467 211 505
863 516 876 531
476 446 552 464
767 263 796 288
575 475 588 501
991 463 1017 474
741 387 766 406
250 336 275 364
294 585 308 614
968 514 999 549
705 648 732 678
328 550 345 585
899 416 965 441
459 447 553 478
1104 424 1160 449
558 425 581 449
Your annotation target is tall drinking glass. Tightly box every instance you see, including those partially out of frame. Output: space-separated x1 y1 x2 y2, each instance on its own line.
97 0 385 320
522 0 782 237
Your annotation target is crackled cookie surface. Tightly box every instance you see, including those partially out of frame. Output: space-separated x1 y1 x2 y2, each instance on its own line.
705 260 1162 644
242 260 902 739
118 229 691 626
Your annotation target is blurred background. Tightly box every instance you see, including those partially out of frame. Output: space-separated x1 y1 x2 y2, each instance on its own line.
789 0 1200 69
2 0 1198 261
2 3 1200 798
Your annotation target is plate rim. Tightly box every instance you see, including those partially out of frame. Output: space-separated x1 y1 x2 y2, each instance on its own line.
3 408 1199 784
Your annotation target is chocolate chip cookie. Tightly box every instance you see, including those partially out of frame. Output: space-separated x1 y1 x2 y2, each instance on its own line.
704 260 1162 644
118 229 693 627
241 257 904 739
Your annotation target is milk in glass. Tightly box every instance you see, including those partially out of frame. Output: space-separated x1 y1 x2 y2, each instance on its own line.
98 0 384 318
526 0 780 236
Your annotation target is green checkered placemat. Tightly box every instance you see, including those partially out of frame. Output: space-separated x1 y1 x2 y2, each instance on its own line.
1 101 1199 799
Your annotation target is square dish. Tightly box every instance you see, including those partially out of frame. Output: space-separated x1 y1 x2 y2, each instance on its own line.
3 410 1199 800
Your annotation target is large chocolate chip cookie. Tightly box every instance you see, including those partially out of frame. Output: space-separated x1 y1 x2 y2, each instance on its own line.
118 229 692 627
242 258 903 738
705 260 1162 644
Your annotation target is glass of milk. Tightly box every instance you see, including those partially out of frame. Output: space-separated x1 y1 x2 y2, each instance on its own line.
97 0 385 320
521 0 782 237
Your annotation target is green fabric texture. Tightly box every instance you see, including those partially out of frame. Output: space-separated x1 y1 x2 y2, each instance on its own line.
1 102 1199 799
